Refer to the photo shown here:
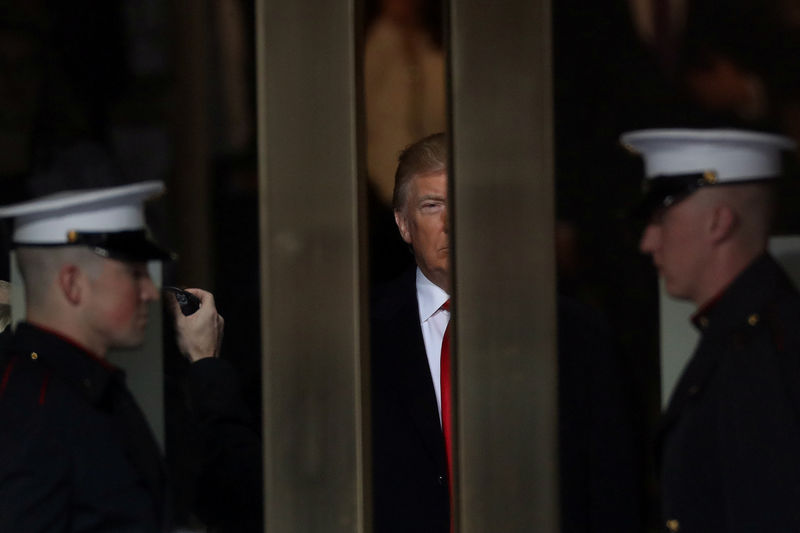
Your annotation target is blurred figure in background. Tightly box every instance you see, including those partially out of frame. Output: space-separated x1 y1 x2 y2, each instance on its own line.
364 0 446 284
364 0 445 208
672 0 800 163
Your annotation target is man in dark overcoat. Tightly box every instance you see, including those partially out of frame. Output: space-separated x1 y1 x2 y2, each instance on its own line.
372 133 642 532
0 181 228 532
371 132 452 533
624 128 800 532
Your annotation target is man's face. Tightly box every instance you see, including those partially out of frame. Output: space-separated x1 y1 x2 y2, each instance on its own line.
639 193 711 303
395 171 450 291
84 258 159 351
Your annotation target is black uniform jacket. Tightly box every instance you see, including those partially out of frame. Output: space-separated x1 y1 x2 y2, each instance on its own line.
659 253 800 532
0 323 167 533
371 267 450 533
182 358 264 533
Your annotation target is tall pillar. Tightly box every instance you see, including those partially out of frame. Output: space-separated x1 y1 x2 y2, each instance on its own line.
255 1 367 531
448 0 559 530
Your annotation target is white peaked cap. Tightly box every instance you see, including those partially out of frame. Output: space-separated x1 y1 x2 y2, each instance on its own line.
620 129 796 182
0 181 171 261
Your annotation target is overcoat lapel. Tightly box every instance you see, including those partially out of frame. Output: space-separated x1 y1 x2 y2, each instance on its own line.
384 269 447 471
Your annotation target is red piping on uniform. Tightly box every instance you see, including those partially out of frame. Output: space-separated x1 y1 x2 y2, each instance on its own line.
38 371 51 405
27 321 115 370
0 356 17 399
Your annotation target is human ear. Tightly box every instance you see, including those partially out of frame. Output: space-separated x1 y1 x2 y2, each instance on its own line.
57 264 83 305
708 204 737 244
394 209 412 244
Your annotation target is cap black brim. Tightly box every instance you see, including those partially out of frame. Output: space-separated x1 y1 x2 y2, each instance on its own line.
16 229 175 262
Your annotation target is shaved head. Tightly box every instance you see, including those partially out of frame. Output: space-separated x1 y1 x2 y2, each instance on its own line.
16 247 103 310
698 183 774 250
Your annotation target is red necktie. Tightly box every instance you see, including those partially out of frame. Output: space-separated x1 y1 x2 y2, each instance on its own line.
440 300 453 505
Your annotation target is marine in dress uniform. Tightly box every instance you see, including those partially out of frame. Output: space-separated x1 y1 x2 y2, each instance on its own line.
623 129 800 532
0 322 168 532
0 182 226 532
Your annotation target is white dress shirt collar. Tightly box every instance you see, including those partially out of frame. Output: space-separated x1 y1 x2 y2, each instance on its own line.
416 268 450 321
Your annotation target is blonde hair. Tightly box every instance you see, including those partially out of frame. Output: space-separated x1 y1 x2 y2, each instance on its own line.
392 132 447 212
